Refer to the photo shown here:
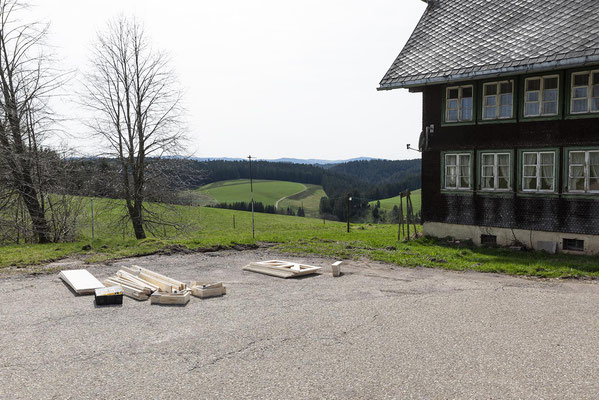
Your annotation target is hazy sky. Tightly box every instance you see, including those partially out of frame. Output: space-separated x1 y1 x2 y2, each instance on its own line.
34 0 426 160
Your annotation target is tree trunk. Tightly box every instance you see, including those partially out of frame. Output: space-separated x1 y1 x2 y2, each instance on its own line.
128 200 146 240
19 180 50 243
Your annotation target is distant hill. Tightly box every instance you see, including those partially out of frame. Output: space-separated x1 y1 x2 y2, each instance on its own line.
329 159 420 184
190 156 378 165
325 159 421 200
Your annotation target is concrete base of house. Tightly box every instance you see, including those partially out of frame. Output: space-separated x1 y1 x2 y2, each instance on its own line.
423 222 599 255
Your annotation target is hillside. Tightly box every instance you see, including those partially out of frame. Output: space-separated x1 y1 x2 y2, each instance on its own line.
369 189 422 215
277 184 327 218
185 179 326 217
329 159 420 184
328 159 421 200
64 157 421 204
198 179 305 205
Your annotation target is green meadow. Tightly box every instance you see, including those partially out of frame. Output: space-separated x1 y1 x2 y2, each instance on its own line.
277 184 327 217
369 189 422 214
194 180 308 205
3 196 599 280
184 179 327 216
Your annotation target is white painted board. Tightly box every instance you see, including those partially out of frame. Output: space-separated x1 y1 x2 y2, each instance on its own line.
59 269 104 295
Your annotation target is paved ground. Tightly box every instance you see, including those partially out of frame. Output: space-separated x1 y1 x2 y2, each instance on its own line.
2 249 599 399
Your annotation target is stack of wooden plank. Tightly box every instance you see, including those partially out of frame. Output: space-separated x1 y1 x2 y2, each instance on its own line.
242 260 321 278
103 265 190 304
122 265 186 293
103 269 158 301
64 264 227 306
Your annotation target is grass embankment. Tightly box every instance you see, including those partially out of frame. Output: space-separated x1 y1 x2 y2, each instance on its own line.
369 189 422 214
2 197 599 279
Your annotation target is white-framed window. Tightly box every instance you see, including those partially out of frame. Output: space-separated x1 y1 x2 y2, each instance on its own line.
567 150 599 193
524 75 559 117
481 152 511 190
570 71 599 114
446 85 473 122
444 153 471 189
483 81 514 120
521 151 555 192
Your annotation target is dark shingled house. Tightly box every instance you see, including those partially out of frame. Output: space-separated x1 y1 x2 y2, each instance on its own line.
379 0 599 253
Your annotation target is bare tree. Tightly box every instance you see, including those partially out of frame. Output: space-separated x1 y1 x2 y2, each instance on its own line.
0 0 62 244
82 17 185 239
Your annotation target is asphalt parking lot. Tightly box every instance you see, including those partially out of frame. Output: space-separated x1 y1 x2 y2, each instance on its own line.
2 249 599 399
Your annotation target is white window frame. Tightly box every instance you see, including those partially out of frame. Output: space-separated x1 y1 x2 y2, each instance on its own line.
521 151 556 192
524 75 560 118
444 153 472 190
482 81 514 120
570 70 599 114
445 85 474 123
567 150 599 193
480 152 511 191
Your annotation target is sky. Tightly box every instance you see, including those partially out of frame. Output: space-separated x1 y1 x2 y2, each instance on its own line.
33 0 426 161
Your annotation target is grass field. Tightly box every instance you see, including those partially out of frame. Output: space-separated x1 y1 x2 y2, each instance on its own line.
369 189 422 215
277 184 327 218
3 196 599 280
185 179 326 216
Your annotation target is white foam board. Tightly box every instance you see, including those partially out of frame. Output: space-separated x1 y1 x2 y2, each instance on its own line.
59 269 104 295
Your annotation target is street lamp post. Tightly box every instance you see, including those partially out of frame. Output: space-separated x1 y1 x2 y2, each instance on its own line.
347 196 352 233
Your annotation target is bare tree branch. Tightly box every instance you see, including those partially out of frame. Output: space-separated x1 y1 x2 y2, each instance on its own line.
81 16 186 239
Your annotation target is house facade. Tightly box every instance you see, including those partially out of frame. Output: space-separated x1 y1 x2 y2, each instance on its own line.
379 0 599 253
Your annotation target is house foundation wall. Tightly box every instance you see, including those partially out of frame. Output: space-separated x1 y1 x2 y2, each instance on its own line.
423 222 599 255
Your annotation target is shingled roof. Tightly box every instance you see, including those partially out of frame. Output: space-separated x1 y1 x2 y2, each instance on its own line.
379 0 599 90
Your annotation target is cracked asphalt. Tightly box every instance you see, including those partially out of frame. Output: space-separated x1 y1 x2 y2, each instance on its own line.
2 249 599 399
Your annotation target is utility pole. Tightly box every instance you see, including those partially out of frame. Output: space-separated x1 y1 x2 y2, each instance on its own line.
248 155 255 239
347 195 351 233
91 198 95 245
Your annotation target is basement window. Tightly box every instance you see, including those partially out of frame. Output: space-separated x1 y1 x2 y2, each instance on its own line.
480 234 497 246
446 85 473 122
567 150 599 193
483 81 514 120
444 153 472 190
570 71 599 114
563 238 584 252
524 75 559 117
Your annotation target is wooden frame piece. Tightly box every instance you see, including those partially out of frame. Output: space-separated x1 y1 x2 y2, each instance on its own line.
190 282 227 298
243 260 321 279
150 291 190 305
